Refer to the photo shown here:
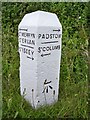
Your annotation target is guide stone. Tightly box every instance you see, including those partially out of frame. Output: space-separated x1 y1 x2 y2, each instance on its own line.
18 11 62 108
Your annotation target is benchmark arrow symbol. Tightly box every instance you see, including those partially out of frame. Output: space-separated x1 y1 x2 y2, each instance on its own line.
41 53 51 57
53 29 60 32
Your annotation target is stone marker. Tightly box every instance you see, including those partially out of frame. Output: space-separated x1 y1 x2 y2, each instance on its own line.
18 11 62 108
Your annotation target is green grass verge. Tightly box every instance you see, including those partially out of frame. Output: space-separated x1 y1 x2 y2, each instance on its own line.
2 2 88 119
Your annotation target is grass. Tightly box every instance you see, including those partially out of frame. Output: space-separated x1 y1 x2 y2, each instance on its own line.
2 2 88 119
2 77 88 119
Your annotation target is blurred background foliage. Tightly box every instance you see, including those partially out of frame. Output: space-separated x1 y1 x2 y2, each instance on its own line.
2 2 88 119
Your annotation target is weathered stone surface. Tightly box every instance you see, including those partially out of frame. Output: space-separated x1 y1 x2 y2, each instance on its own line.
18 11 62 108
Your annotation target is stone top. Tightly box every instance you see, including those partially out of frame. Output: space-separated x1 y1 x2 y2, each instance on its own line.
19 11 62 27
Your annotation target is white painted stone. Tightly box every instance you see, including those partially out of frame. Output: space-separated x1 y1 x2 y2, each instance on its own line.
18 11 62 108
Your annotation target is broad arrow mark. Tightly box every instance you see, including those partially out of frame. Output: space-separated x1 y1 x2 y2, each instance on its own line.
41 53 51 57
